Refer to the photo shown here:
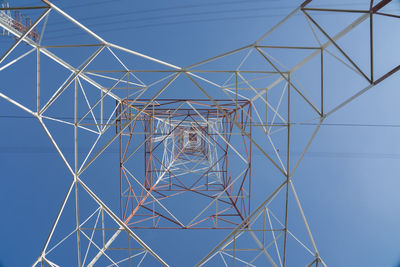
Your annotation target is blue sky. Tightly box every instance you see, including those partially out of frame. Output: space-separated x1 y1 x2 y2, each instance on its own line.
0 0 399 266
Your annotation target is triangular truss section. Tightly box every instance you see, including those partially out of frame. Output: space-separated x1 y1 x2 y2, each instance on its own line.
32 180 168 267
196 180 326 267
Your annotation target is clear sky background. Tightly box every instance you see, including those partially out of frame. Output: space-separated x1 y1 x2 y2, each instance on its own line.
0 0 399 266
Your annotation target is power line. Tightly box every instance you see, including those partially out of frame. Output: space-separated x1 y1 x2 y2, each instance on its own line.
50 1 370 26
1 146 400 160
38 12 360 41
40 7 400 41
295 122 400 128
0 11 306 43
52 0 124 10
7 1 375 36
56 0 280 19
50 4 398 34
0 3 397 43
45 6 300 34
0 114 399 128
48 1 368 27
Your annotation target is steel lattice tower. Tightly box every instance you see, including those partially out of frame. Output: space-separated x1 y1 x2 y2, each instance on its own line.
117 99 252 230
0 0 398 266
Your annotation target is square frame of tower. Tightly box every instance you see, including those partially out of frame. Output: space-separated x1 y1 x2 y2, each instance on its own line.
117 99 252 229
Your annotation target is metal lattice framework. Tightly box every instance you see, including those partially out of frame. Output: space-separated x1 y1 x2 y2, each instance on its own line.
117 99 252 230
0 0 398 266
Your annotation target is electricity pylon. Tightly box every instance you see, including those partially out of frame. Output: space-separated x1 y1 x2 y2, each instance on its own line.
0 0 398 266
